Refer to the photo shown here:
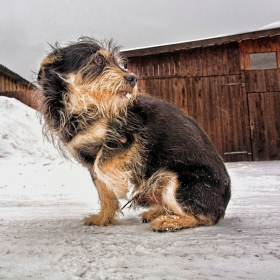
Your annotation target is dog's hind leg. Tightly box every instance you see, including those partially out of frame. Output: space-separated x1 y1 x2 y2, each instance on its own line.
84 177 120 226
139 171 213 231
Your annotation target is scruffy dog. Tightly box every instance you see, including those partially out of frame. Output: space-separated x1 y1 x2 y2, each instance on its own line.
37 37 231 232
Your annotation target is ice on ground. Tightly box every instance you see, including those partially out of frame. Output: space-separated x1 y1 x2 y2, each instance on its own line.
0 96 279 280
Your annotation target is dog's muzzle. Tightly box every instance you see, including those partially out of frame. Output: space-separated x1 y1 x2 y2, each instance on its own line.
124 74 138 88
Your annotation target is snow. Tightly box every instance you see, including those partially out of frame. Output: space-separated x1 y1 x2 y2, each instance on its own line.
0 96 280 280
261 21 280 30
123 23 280 54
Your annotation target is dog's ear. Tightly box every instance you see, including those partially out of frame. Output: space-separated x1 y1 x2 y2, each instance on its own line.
38 55 56 81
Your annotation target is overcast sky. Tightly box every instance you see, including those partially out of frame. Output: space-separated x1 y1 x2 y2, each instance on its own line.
1 0 280 81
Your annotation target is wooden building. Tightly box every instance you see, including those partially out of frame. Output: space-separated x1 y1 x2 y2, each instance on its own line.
122 27 280 162
0 64 37 108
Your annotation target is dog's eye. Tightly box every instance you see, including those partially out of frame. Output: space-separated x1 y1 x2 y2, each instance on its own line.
119 63 127 70
119 58 128 70
94 54 106 67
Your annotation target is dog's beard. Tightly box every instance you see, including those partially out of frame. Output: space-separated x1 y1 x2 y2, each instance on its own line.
66 68 137 118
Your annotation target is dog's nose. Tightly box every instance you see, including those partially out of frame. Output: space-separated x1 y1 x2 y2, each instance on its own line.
124 74 138 88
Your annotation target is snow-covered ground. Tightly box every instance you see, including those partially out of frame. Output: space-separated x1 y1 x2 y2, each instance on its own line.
0 96 279 280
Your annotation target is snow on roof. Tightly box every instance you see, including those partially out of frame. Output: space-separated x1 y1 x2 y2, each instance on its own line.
261 21 280 30
122 25 280 57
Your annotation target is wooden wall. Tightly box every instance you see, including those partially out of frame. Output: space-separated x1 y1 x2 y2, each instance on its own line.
239 36 280 69
130 44 240 79
0 72 38 110
127 37 280 161
248 91 280 160
0 73 31 91
240 37 280 161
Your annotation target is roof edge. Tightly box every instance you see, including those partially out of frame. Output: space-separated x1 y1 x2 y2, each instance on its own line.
0 64 36 90
121 27 280 57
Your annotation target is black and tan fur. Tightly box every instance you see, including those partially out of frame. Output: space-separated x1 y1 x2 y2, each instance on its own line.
37 37 231 232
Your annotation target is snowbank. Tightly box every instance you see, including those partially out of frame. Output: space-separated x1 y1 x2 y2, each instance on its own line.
0 96 60 164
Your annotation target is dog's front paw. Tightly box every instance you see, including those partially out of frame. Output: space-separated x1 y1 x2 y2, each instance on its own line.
83 214 119 227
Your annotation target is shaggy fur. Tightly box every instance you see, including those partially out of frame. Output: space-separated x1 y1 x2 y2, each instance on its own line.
37 37 231 232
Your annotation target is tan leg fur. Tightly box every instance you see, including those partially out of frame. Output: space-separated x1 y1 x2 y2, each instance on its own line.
84 178 120 226
150 214 213 232
141 205 166 223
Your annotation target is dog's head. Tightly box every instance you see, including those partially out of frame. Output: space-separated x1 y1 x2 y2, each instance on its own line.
37 37 138 118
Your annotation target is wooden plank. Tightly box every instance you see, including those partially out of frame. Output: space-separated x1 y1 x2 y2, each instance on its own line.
239 40 254 70
135 57 142 78
205 47 221 76
136 79 147 94
140 57 148 78
227 43 240 74
185 75 252 161
276 37 280 68
178 51 186 76
193 48 203 77
252 38 261 53
245 70 265 93
186 77 216 150
176 78 188 114
245 69 280 93
145 56 152 78
205 48 214 76
269 69 280 91
172 52 180 77
180 51 192 77
248 92 280 160
127 57 137 75
163 53 171 77
217 46 228 76
188 50 197 77
238 42 246 70
200 48 208 76
0 75 3 91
